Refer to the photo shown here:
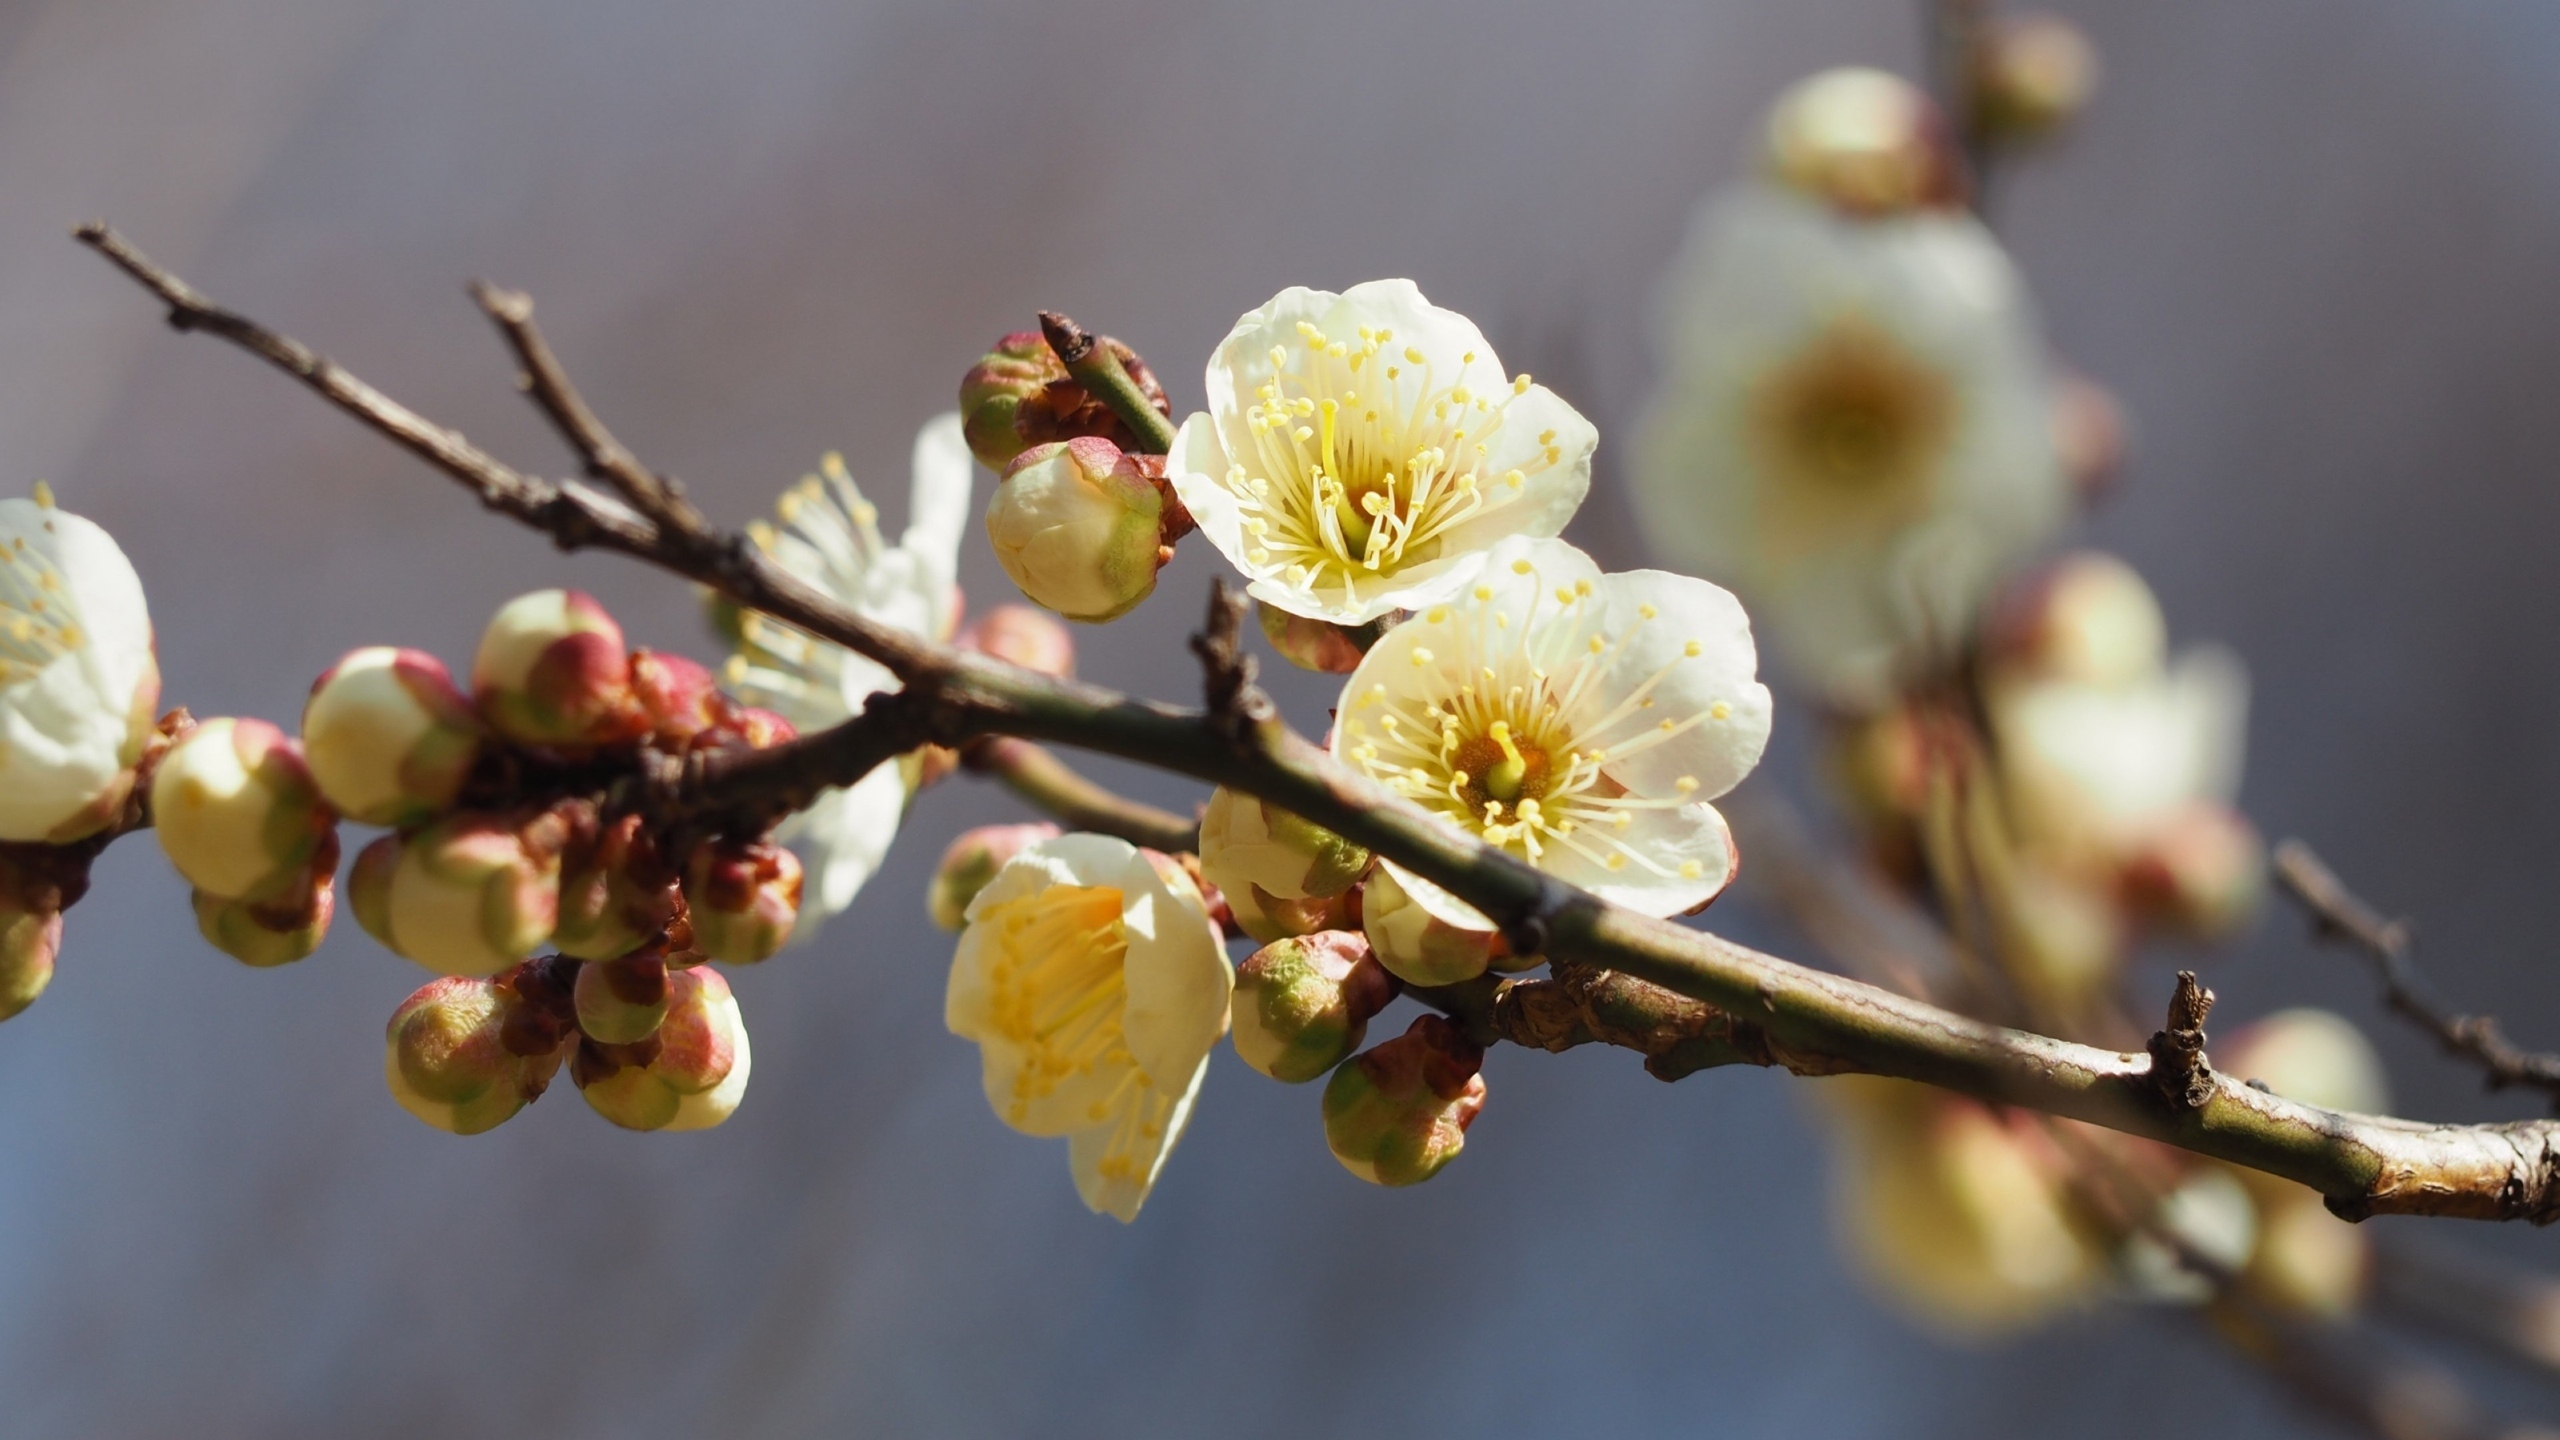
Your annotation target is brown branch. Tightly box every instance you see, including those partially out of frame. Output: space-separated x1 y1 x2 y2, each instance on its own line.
960 737 1198 853
2274 840 2560 1109
81 224 2560 1225
466 281 709 537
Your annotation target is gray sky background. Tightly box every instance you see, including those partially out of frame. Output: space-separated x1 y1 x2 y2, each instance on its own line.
3 1 2558 1435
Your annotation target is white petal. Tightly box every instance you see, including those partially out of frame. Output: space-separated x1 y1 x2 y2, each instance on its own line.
776 761 910 937
1111 846 1233 1091
1585 567 1773 803
900 412 973 625
1066 1053 1207 1223
1545 800 1737 915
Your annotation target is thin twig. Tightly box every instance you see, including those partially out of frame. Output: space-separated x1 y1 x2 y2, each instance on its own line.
467 281 709 537
2274 840 2560 1109
81 224 2560 1225
1038 309 1177 454
960 737 1198 853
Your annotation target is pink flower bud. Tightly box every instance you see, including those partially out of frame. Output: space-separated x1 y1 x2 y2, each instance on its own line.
553 808 678 961
2119 803 2264 940
1983 552 2165 688
683 840 802 963
572 965 749 1131
573 952 670 1045
348 832 400 950
301 647 482 826
373 812 562 977
1233 930 1400 1084
628 649 725 747
958 330 1172 473
470 589 643 747
1321 1013 1487 1186
1361 864 1503 987
1765 67 1963 216
191 828 340 968
985 437 1168 623
1256 601 1373 674
151 716 333 901
926 823 1061 931
383 973 565 1135
956 603 1076 678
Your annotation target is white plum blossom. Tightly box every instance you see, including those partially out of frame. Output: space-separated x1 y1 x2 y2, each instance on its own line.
0 485 159 843
1993 644 2250 869
1632 186 2067 704
724 416 973 932
945 834 1232 1222
1331 537 1772 930
1168 280 1596 626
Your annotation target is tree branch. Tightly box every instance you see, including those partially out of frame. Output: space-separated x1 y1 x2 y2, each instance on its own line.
960 737 1198 853
2274 840 2560 1109
80 223 2560 1225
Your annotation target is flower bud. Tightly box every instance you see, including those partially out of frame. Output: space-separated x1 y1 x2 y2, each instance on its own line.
1233 930 1399 1084
573 952 670 1045
0 872 60 1021
301 647 482 826
927 822 1061 931
192 829 340 968
1322 1013 1487 1186
348 832 400 950
985 437 1167 623
2218 1008 2387 1117
2052 370 2126 505
683 839 802 963
151 716 332 901
1198 787 1371 907
573 965 748 1131
470 589 642 747
1256 601 1374 674
1969 13 2100 143
376 812 562 977
1983 551 2165 688
1765 67 1962 216
553 808 678 961
2119 802 2264 940
957 603 1076 678
1361 864 1501 987
958 330 1173 474
383 975 562 1134
1223 884 1359 947
1824 705 1930 828
628 648 725 747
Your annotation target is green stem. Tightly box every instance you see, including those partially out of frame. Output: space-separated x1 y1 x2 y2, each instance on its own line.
961 736 1198 853
1038 310 1177 454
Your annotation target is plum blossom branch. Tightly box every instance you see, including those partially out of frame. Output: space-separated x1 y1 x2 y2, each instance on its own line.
2274 840 2560 1109
77 221 2560 1225
959 737 1198 853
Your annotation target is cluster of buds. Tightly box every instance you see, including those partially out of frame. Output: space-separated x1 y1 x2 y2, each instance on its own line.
961 331 1192 625
160 587 806 1134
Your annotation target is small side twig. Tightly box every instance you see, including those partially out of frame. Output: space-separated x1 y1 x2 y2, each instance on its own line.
2274 839 2560 1109
1038 309 1177 454
467 281 709 538
1190 580 1275 747
960 737 1198 853
2146 969 2215 1111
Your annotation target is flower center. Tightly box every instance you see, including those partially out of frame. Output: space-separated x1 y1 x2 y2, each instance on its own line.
0 487 85 688
1226 323 1567 606
978 883 1136 1125
1340 580 1737 886
1747 317 1955 558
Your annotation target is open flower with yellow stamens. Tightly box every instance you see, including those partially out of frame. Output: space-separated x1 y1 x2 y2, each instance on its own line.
1168 280 1596 626
1631 184 2066 703
724 415 972 933
1331 537 1772 931
0 485 160 843
945 833 1231 1222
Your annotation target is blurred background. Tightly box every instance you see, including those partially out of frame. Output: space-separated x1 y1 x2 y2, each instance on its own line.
3 0 2557 1433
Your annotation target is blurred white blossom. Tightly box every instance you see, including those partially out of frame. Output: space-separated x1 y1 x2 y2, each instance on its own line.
725 416 973 933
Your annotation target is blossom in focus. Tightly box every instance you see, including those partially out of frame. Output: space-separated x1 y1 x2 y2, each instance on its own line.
1819 1074 2101 1335
1631 182 2066 704
301 647 482 826
1331 537 1770 939
0 486 160 843
383 974 564 1135
1232 929 1397 1085
1168 280 1596 626
723 415 973 934
945 833 1231 1222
